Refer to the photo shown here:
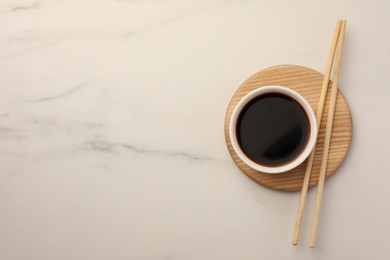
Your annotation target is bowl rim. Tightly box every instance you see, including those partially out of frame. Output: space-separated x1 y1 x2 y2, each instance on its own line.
229 85 318 174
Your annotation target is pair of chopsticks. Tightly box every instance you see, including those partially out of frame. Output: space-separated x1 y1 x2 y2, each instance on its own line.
292 20 347 248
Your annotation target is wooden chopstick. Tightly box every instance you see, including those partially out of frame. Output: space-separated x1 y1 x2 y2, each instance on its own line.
292 20 343 246
310 20 347 248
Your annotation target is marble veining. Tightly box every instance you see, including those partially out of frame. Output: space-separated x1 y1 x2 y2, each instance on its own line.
84 136 217 161
0 2 41 15
27 82 89 103
0 41 58 60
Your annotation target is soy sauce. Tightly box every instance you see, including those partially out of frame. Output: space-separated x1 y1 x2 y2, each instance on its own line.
236 93 310 167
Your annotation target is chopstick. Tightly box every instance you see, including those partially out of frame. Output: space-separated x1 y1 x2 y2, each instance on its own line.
310 20 346 248
292 20 343 246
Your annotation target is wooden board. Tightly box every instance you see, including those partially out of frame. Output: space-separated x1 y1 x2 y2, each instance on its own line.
224 65 352 192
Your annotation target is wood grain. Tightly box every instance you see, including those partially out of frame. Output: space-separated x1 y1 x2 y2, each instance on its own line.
224 65 352 192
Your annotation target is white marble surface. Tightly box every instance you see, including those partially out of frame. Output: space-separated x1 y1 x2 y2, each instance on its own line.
1 0 390 259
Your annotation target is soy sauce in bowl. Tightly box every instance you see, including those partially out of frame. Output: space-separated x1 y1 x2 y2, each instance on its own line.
236 93 310 167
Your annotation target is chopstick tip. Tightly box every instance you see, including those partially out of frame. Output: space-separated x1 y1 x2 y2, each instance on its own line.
337 19 347 24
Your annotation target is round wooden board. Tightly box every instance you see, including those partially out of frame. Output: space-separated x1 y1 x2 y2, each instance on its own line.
224 65 352 192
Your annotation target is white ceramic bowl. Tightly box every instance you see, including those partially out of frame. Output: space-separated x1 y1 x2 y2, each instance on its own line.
229 86 317 174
